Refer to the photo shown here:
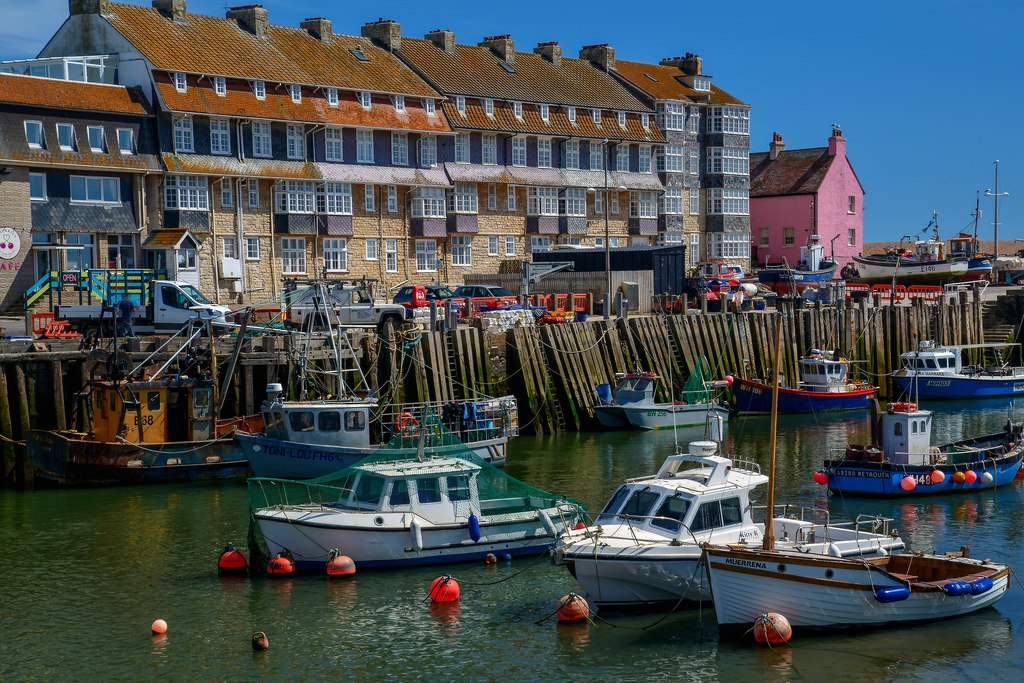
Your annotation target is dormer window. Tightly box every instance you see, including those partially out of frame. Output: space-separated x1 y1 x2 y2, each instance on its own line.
592 109 602 125
393 94 405 112
483 98 494 116
512 101 523 118
455 96 466 114
173 72 187 93
213 76 226 97
424 98 436 115
87 126 105 152
567 106 576 123
693 76 711 92
617 111 626 127
540 104 550 122
290 85 302 103
641 113 650 128
253 80 266 100
359 91 372 109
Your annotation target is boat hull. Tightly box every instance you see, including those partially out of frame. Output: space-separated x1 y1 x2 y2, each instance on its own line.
849 256 968 285
893 373 1024 399
735 379 875 414
758 264 838 295
26 430 248 487
559 545 710 607
593 405 632 429
824 451 1023 496
624 404 729 430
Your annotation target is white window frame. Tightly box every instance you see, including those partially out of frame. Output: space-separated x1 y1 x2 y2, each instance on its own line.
639 145 652 174
641 113 650 128
660 145 685 173
594 190 603 215
590 141 604 170
173 116 193 152
359 91 372 109
693 76 711 92
29 173 47 201
248 180 260 209
326 87 339 106
689 187 699 215
759 228 770 247
615 144 629 172
560 187 586 217
706 188 750 216
245 236 260 260
504 235 516 257
483 98 494 116
317 182 353 215
537 138 553 168
449 183 478 214
388 185 398 213
617 111 626 127
451 235 472 266
213 76 226 97
173 71 187 93
25 120 43 148
251 122 271 158
662 187 683 215
707 147 749 175
488 236 501 257
385 239 398 272
411 187 446 218
392 132 409 166
657 101 685 131
393 94 405 112
512 101 523 118
420 135 437 167
364 185 375 212
848 196 857 214
540 104 550 122
366 238 378 261
564 140 580 170
455 96 466 114
482 134 497 165
87 125 104 152
281 237 306 275
709 106 750 135
611 193 620 214
424 98 436 115
848 228 857 247
688 233 700 266
415 239 438 272
592 109 602 125
527 186 558 216
286 124 305 160
275 180 316 214
687 107 700 134
356 129 374 164
222 236 238 260
253 80 266 100
710 232 750 259
567 106 576 123
511 137 527 167
629 191 657 219
323 238 349 272
487 184 497 211
507 186 517 211
221 179 233 207
531 236 551 253
56 123 76 151
164 174 208 211
210 118 231 155
455 133 470 163
325 127 343 162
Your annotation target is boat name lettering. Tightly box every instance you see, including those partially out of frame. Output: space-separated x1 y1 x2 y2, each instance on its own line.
646 411 668 417
926 380 951 387
264 444 338 462
749 387 764 396
724 558 768 569
833 469 889 479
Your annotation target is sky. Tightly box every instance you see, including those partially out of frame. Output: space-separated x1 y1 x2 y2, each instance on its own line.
2 0 1019 248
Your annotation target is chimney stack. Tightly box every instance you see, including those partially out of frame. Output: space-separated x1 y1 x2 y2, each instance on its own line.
361 18 401 52
828 125 846 158
300 17 332 43
660 52 702 76
480 35 515 64
769 132 785 161
534 41 562 66
70 0 110 15
151 0 186 22
579 43 615 72
227 5 268 38
426 29 456 54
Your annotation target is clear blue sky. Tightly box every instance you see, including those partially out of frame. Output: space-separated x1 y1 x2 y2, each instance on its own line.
4 0 1019 249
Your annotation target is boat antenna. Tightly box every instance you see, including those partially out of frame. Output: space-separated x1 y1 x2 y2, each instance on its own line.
762 314 783 552
973 191 981 242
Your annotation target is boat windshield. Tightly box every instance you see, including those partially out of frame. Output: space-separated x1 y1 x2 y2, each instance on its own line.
650 494 692 532
353 473 385 507
595 485 631 522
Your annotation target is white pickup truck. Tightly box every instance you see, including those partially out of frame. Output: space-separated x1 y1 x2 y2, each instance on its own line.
284 280 407 333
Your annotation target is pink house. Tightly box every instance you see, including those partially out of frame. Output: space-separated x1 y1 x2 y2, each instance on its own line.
749 127 864 273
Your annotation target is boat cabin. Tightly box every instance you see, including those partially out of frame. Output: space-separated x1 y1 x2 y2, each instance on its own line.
87 378 215 444
914 239 944 262
798 350 851 392
600 372 657 407
880 402 933 465
329 457 481 517
948 236 982 260
899 341 963 375
797 235 832 272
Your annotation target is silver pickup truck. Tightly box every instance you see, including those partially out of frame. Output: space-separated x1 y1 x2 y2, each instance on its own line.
284 280 407 333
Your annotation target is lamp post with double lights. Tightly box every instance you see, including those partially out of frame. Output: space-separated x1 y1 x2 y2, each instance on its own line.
984 159 1009 261
587 139 628 318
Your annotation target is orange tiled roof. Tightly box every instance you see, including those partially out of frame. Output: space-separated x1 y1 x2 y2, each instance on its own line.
0 72 152 115
613 59 746 106
102 3 439 97
443 98 663 143
398 37 652 112
154 73 451 133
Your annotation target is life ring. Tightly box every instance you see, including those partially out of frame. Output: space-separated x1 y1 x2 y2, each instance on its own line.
889 402 917 413
395 412 420 433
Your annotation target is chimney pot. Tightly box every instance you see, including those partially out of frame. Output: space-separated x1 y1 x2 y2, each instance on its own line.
769 133 786 161
361 18 401 51
300 16 332 43
426 29 456 54
534 41 562 66
227 5 269 38
480 34 515 64
579 43 615 72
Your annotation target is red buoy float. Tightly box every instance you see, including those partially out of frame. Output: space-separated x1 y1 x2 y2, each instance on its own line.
267 551 295 577
218 542 248 576
429 575 460 602
964 470 978 483
753 612 792 644
900 476 916 491
930 470 945 484
556 593 590 623
812 471 829 485
325 550 356 578
151 619 168 635
574 521 587 530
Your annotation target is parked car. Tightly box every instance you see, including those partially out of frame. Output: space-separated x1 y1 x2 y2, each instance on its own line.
392 285 457 309
451 285 519 311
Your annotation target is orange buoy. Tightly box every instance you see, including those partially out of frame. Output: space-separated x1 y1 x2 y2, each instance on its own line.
930 470 945 484
964 470 978 483
218 542 248 576
252 631 269 651
267 551 295 577
900 476 916 491
556 593 590 623
325 551 356 578
429 575 460 602
574 521 587 530
952 471 967 484
484 553 497 565
151 619 168 635
753 612 792 644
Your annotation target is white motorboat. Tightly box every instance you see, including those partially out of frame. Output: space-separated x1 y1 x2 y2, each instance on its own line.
551 440 904 609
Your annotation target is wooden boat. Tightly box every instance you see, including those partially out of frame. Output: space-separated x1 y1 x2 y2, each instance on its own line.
758 234 838 295
734 350 875 414
892 341 1024 400
821 401 1024 496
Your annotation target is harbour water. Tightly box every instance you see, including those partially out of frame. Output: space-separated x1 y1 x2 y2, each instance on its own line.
3 401 1024 681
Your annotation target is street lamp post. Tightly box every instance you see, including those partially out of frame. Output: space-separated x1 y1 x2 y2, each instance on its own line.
985 159 1009 260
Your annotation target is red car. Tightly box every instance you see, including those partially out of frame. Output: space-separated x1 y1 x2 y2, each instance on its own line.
451 285 519 311
392 285 456 309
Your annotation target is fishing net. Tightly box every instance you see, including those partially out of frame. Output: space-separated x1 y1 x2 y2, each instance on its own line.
679 355 713 404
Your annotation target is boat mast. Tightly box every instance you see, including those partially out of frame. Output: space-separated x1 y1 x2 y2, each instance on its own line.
762 315 783 551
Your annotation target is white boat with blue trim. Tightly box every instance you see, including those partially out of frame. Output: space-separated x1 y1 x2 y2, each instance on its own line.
892 341 1024 400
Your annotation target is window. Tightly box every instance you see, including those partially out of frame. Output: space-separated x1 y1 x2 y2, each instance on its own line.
689 187 699 215
451 236 472 266
592 109 601 125
507 186 517 211
173 71 187 92
213 76 226 96
504 235 516 257
512 101 522 118
281 238 306 274
639 145 652 174
662 188 683 215
594 190 603 215
416 239 438 272
366 238 378 261
63 233 94 272
359 91 372 109
450 183 478 213
537 139 552 168
318 411 341 432
386 185 398 213
416 477 441 504
87 126 104 151
424 98 435 115
176 235 197 270
564 140 580 170
693 76 711 92
706 188 749 215
687 233 700 265
531 236 551 252
540 104 549 122
210 118 230 155
57 123 75 150
172 117 193 152
246 236 260 260
482 134 497 165
25 120 43 147
420 136 437 167
709 106 750 134
411 187 446 218
657 101 685 131
650 495 691 532
615 144 629 172
630 191 657 219
323 238 348 272
688 107 700 134
221 180 233 207
248 181 260 209
70 175 119 204
364 185 375 212
286 124 304 160
759 228 770 247
325 127 343 162
392 132 408 165
483 98 494 116
275 180 316 214
356 130 374 163
848 196 857 214
385 239 398 272
447 475 471 502
561 188 586 216
393 94 405 112
326 87 339 106
389 480 410 507
29 173 46 201
617 111 626 127
689 149 699 175
590 141 604 170
709 232 751 259
567 106 576 123
487 236 499 256
641 113 650 128
487 184 496 210
511 137 526 167
253 80 266 99
117 128 134 155
611 193 620 214
223 236 238 260
848 228 856 247
527 187 558 216
707 147 749 175
455 133 470 163
249 122 271 157
107 234 135 269
317 182 352 215
455 95 465 114
783 227 795 245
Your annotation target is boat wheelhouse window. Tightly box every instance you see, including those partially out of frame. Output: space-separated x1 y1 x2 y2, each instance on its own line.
147 391 161 411
894 423 903 436
193 388 212 418
345 411 366 431
447 475 471 501
690 497 742 532
290 411 316 432
272 411 286 432
416 477 442 504
925 359 938 369
354 474 385 506
318 411 341 432
721 498 742 525
919 419 927 431
938 357 950 368
911 421 918 434
650 495 691 532
620 489 660 518
597 485 631 521
389 480 410 507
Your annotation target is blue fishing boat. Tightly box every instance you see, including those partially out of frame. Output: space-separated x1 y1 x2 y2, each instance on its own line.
820 402 1024 496
758 234 837 295
892 341 1024 400
735 350 875 414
